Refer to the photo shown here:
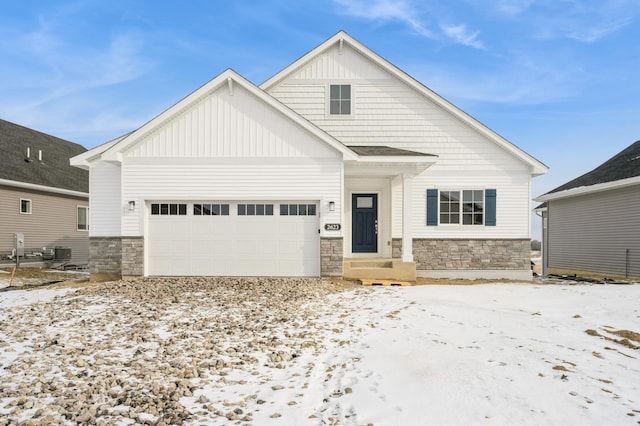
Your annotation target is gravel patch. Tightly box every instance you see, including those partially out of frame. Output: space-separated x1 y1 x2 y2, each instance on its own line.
0 277 350 425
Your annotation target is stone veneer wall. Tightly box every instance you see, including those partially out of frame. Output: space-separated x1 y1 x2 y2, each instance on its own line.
121 237 144 276
392 238 402 259
89 237 122 276
394 238 530 270
89 237 144 280
321 237 343 276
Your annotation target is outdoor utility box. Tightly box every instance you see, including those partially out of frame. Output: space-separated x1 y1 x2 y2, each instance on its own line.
15 233 24 257
54 247 72 261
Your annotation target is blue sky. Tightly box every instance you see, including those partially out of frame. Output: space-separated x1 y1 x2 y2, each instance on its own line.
1 1 639 238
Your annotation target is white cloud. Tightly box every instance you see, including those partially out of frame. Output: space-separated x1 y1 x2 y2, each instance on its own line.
440 23 484 49
333 0 485 48
495 0 536 15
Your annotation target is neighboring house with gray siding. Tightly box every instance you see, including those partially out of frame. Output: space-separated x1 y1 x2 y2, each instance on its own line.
0 119 90 265
535 140 640 280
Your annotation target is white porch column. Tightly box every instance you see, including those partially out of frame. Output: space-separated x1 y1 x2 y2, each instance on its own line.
401 173 414 262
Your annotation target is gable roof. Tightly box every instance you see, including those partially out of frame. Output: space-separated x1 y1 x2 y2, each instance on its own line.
536 140 640 201
0 118 88 194
75 69 357 165
549 141 640 194
261 30 548 176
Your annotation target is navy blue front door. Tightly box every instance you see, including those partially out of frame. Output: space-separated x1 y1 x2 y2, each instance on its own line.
352 194 378 253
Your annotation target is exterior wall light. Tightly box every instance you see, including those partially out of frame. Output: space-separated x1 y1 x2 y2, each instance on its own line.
329 201 335 211
128 200 136 211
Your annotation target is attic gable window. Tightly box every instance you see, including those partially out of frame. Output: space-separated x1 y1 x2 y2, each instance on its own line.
329 84 351 115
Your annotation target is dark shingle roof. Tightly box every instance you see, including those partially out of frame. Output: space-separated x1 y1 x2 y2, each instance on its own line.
348 145 433 157
0 119 88 193
545 140 640 195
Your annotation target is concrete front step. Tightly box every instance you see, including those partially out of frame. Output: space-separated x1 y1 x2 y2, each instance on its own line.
343 258 416 282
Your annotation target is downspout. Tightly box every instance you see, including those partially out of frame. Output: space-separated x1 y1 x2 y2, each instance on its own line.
626 248 630 278
535 209 544 276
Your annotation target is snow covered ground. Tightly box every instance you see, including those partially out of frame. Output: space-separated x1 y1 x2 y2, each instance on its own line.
0 280 638 425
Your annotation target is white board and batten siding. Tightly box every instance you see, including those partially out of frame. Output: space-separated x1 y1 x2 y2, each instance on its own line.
113 81 344 238
548 185 640 277
269 43 533 240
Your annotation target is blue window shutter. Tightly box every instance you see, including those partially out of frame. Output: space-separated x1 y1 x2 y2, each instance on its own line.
485 189 496 226
426 189 438 226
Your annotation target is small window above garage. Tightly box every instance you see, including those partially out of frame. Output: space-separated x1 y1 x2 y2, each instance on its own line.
151 203 187 215
238 204 274 216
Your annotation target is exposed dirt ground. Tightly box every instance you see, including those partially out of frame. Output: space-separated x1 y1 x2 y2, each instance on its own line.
0 267 89 290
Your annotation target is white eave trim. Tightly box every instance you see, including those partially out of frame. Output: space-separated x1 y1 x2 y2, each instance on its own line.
261 31 548 176
345 155 437 176
535 175 640 202
70 137 125 169
0 178 88 198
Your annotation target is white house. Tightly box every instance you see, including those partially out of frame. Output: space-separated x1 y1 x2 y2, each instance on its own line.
71 31 547 281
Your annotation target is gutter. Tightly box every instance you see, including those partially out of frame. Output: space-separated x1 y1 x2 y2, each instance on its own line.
535 175 640 202
0 178 88 198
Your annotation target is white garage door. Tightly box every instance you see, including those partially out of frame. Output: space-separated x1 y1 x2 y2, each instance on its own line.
147 201 320 276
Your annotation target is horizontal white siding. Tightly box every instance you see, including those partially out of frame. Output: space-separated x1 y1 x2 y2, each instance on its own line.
548 185 640 277
269 43 533 242
410 171 531 239
271 81 524 172
289 45 389 81
121 161 343 236
125 83 337 159
89 161 121 237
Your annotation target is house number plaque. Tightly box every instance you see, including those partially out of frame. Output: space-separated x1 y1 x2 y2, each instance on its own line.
324 223 341 231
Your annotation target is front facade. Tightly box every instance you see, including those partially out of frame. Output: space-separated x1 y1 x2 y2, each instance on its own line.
0 119 89 265
535 141 640 280
72 31 547 281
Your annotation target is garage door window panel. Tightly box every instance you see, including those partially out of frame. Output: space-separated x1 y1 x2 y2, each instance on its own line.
280 204 317 216
194 203 230 216
151 203 187 216
238 204 274 216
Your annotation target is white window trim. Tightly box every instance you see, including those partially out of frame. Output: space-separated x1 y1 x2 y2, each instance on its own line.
20 198 32 215
77 205 89 231
438 189 486 227
326 83 354 118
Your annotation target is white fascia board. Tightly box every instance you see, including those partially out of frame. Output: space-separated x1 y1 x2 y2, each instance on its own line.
70 137 126 169
352 155 437 164
261 30 547 175
0 178 88 198
345 155 437 176
100 69 357 162
535 175 640 202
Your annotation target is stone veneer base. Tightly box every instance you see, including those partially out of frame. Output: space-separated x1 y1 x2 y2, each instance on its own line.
89 236 144 281
394 238 531 278
321 237 343 277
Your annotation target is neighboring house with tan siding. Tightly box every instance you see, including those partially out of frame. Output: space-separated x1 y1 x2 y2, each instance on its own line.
535 140 640 280
0 119 89 265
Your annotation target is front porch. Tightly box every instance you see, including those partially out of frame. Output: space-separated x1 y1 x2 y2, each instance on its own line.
343 257 416 282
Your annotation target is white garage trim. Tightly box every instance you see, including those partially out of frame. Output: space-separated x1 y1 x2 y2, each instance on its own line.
146 201 320 277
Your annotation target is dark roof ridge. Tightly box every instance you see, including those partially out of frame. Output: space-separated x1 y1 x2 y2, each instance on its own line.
545 140 640 195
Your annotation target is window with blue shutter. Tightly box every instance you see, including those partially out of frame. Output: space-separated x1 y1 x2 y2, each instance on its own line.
426 189 438 226
485 189 496 226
